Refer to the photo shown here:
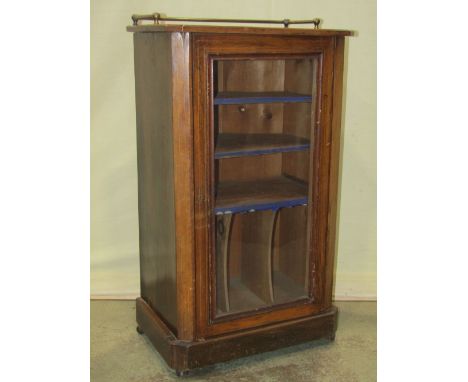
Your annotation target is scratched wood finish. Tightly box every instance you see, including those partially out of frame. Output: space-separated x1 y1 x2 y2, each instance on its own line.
130 25 350 372
133 33 178 331
136 297 337 374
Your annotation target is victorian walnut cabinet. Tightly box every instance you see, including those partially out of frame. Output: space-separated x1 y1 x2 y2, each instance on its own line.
127 14 352 375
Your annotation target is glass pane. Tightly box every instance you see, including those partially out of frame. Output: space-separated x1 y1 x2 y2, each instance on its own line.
212 57 319 318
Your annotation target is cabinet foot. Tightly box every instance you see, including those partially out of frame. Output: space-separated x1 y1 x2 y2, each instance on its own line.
136 326 144 335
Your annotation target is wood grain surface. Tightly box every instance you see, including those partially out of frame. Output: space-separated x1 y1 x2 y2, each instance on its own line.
133 32 177 331
216 176 308 211
131 29 348 357
127 24 352 36
215 133 310 158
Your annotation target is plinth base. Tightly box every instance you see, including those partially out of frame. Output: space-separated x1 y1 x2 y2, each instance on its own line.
136 297 337 374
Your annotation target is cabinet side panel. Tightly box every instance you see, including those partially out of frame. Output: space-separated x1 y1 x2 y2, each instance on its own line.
133 32 177 331
324 37 345 306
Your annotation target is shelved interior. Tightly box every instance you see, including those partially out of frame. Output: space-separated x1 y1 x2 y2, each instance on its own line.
215 206 310 316
212 57 318 317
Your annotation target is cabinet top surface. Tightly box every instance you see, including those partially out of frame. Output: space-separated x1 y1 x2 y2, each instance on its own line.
126 24 353 36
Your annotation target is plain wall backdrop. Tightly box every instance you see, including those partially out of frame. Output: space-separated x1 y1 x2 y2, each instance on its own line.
91 0 376 299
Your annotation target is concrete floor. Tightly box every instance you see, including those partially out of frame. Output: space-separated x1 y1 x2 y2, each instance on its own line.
91 301 376 382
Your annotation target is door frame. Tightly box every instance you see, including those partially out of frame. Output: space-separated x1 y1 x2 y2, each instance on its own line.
192 33 337 338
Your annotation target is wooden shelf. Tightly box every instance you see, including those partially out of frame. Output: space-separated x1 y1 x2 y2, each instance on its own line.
214 91 312 105
215 176 308 214
215 133 310 159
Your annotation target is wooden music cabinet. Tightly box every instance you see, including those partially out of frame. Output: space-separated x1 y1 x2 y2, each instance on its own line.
127 15 352 375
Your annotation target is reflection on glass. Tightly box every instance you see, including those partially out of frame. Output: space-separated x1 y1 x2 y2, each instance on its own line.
213 57 318 317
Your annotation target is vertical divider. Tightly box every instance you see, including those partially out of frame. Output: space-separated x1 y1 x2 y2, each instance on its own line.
240 210 278 304
277 206 309 290
215 214 233 313
270 209 280 303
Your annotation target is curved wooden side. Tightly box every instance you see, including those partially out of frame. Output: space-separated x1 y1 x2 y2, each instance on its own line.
215 214 233 313
240 210 277 304
277 205 309 289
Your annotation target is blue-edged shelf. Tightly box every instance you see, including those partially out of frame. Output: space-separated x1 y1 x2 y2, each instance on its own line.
215 176 308 215
214 91 312 105
215 133 310 159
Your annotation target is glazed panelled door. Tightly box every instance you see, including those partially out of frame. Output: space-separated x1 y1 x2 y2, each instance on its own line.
214 56 317 315
193 34 336 337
